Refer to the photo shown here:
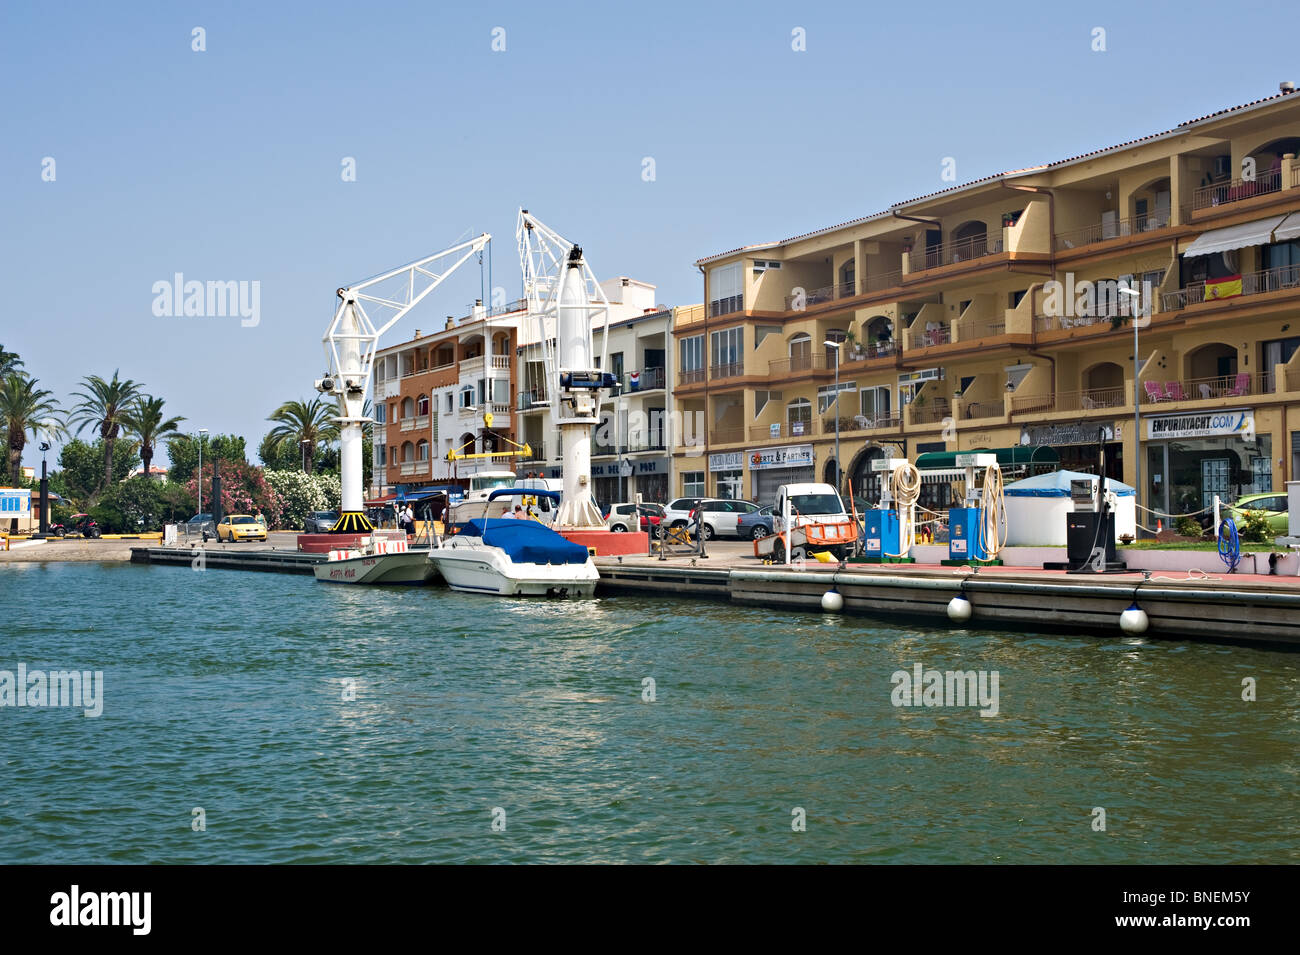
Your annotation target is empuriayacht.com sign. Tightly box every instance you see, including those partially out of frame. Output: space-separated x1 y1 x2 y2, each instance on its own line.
748 444 814 471
1146 409 1254 441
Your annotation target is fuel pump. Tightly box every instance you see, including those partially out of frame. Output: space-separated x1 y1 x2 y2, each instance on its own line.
947 453 1006 564
863 458 918 562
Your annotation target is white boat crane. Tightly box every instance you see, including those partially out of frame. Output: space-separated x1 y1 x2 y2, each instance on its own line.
316 233 491 533
516 209 614 529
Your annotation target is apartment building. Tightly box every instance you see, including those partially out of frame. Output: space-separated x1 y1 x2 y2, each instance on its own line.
674 85 1300 519
370 299 528 498
515 278 677 505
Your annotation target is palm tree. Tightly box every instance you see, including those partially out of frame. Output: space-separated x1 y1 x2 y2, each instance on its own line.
68 370 144 489
265 397 339 474
0 345 22 377
0 374 63 486
121 395 185 479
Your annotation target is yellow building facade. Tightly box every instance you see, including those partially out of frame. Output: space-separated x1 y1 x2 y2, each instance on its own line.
672 88 1300 519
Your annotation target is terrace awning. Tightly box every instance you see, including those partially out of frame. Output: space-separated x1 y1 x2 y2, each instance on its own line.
1272 212 1300 244
1182 215 1289 257
913 446 1059 471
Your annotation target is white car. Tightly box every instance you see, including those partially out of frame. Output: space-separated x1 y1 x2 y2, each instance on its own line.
662 497 704 531
689 499 762 540
605 502 665 534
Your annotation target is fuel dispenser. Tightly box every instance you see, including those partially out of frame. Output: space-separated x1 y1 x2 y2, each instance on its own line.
946 453 1005 565
862 458 918 562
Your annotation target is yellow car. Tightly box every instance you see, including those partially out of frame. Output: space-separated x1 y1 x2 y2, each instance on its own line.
216 514 267 542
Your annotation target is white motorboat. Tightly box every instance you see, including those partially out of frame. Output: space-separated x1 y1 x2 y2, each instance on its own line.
427 489 597 597
313 535 438 585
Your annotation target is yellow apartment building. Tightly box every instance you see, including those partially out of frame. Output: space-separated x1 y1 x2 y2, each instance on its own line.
673 85 1300 519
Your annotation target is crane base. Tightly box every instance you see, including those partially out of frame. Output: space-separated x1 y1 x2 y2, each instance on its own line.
330 511 375 533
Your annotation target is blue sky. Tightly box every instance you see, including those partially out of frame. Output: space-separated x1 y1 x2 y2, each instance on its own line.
3 0 1298 465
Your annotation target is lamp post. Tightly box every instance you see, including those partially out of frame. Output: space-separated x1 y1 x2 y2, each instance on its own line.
38 439 50 536
301 439 310 473
197 428 208 512
824 339 842 495
1120 287 1143 534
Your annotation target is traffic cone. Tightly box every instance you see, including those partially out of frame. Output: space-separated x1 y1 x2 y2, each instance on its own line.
1156 519 1163 533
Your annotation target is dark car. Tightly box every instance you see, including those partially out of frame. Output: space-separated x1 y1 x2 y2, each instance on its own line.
735 504 776 540
303 511 339 533
182 513 216 540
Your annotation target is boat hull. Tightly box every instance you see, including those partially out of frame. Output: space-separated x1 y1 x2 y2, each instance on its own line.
427 546 597 597
313 550 438 585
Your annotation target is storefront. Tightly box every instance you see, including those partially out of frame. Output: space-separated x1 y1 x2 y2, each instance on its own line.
1019 421 1124 482
747 444 815 503
1145 409 1270 515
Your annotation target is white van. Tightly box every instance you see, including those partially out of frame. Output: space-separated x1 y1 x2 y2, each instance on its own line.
755 483 858 561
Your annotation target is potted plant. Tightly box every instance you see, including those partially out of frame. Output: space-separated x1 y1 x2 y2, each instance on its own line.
843 328 864 360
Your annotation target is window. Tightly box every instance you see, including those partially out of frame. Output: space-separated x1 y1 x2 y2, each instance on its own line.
859 385 891 419
611 352 624 380
416 394 429 416
400 397 414 418
787 398 812 435
376 444 387 466
374 403 386 424
711 327 743 371
459 386 475 409
680 335 703 372
683 471 705 498
417 440 429 461
445 393 454 413
752 259 782 275
710 263 743 316
818 381 855 413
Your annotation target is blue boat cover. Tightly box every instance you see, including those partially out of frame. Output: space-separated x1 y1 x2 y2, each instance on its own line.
456 519 591 565
1003 469 1135 498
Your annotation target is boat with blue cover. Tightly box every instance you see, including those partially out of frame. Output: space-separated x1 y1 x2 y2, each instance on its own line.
427 489 598 597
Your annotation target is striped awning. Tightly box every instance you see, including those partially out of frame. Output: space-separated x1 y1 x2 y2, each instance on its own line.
1182 215 1289 257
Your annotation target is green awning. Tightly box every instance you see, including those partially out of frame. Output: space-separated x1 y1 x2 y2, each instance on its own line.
914 446 1059 470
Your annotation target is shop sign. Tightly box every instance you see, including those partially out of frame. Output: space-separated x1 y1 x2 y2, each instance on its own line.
709 451 744 473
747 444 814 471
1020 421 1116 446
0 489 30 517
1146 410 1254 441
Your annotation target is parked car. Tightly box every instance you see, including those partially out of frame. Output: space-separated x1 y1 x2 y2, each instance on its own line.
303 511 339 533
688 499 762 539
182 513 216 540
735 504 775 540
216 514 268 542
1223 492 1290 535
605 502 665 534
662 497 703 530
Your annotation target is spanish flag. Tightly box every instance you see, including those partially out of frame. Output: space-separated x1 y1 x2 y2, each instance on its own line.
1205 275 1243 300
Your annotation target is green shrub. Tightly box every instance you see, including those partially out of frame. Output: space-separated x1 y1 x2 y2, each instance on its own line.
1235 509 1273 544
1174 515 1202 538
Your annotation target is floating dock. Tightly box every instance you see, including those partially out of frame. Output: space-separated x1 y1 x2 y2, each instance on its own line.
128 546 1300 647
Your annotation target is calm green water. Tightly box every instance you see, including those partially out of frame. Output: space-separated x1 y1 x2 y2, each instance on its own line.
0 561 1297 864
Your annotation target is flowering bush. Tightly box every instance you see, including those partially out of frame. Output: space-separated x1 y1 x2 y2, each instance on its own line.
264 470 341 530
184 460 282 527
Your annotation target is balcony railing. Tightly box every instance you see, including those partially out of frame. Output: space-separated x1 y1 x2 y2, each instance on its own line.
1161 264 1300 310
1053 213 1170 251
1191 168 1282 212
828 413 901 434
709 428 746 445
516 388 549 411
907 323 951 350
623 367 666 391
908 233 1004 272
750 420 820 441
1141 372 1272 403
1011 386 1127 415
520 444 547 463
709 361 744 380
767 353 831 376
709 295 744 317
397 415 429 432
958 320 1006 341
840 340 899 363
678 367 706 386
909 397 951 425
490 355 510 370
863 269 904 293
399 461 431 476
782 281 856 311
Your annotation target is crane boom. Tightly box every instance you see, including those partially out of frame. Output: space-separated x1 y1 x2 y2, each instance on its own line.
317 233 491 533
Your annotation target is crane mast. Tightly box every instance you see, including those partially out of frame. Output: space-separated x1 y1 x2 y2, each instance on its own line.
516 209 614 529
317 233 491 532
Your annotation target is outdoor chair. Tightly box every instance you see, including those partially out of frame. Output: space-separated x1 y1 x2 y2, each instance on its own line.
1143 381 1168 402
1226 372 1251 397
1165 381 1187 401
1198 383 1213 400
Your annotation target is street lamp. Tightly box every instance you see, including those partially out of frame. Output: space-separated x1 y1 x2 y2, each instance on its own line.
1119 287 1143 532
197 428 208 512
300 439 310 473
824 339 842 495
37 438 51 536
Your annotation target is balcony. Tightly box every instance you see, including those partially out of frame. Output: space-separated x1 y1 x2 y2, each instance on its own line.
907 322 951 350
709 361 744 380
622 366 666 392
625 437 667 453
1162 264 1300 310
840 340 899 364
1141 372 1271 404
520 443 547 463
908 233 1004 272
749 420 820 442
397 415 429 433
781 281 856 311
1191 168 1282 213
517 387 549 411
709 295 744 318
1011 386 1127 415
399 461 431 477
829 412 902 434
458 401 510 421
768 353 832 377
678 367 706 387
863 269 904 293
1053 213 1170 251
709 428 746 445
909 397 952 425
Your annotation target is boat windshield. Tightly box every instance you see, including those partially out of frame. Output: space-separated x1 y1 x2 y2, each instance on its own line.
790 494 843 516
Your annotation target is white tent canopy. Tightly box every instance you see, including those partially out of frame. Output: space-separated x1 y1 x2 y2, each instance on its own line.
1182 215 1289 257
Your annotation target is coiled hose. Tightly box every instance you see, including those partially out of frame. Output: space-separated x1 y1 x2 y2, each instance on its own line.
978 464 1008 560
887 462 921 557
1218 517 1241 573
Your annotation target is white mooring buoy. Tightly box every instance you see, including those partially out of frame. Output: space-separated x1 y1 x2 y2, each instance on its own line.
821 588 844 612
947 594 972 623
1119 602 1149 634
